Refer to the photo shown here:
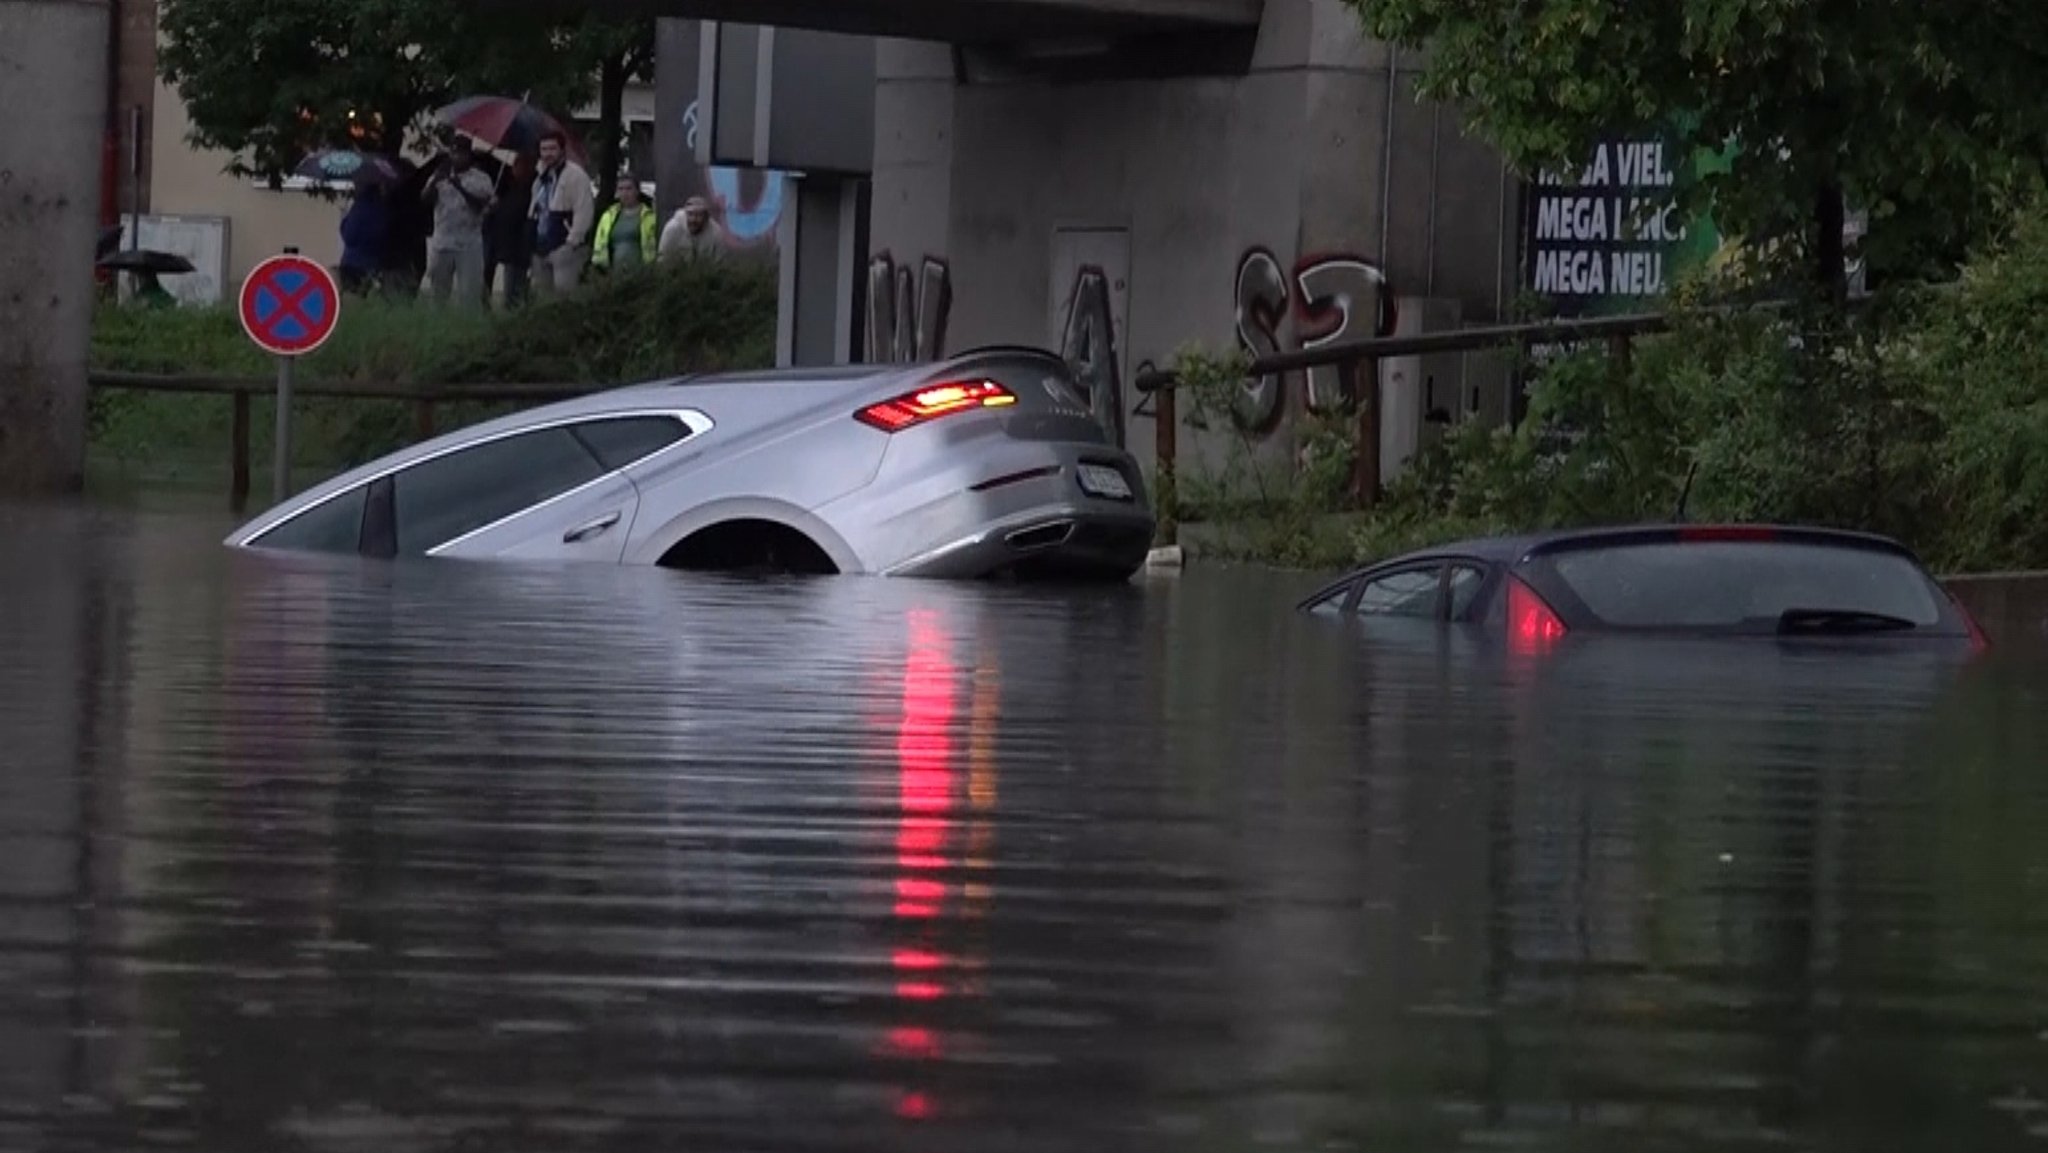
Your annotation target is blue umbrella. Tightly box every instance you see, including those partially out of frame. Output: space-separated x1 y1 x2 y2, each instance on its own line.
296 149 404 185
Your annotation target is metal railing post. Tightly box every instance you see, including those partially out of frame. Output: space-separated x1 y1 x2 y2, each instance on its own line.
1154 379 1177 547
1348 356 1380 509
229 389 251 510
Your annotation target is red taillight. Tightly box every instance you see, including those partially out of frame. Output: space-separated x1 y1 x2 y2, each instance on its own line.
1949 592 1991 652
1679 524 1777 542
1507 576 1568 651
856 379 1016 431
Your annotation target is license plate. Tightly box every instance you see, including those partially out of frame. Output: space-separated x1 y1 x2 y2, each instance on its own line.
1077 463 1133 501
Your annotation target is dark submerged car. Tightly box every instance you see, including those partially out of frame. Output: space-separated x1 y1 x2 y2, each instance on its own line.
1298 524 1990 653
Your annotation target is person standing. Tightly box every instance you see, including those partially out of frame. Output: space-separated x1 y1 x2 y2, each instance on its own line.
381 161 431 298
591 175 658 274
483 153 535 307
422 142 493 304
337 183 390 296
529 130 595 296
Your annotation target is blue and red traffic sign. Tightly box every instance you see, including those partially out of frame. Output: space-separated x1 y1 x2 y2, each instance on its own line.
238 254 341 357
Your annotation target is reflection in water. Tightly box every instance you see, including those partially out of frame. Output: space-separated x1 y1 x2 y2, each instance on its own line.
3 498 2048 1150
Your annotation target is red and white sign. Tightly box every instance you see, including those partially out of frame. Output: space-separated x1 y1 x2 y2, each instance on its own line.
238 254 341 357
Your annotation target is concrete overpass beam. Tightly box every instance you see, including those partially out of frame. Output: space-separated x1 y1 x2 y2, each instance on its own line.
860 0 1521 474
609 0 1261 42
0 0 109 495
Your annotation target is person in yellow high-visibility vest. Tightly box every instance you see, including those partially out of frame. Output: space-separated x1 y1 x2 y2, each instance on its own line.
591 175 658 273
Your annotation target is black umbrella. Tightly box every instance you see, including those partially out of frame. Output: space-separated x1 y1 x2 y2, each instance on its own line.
97 249 195 275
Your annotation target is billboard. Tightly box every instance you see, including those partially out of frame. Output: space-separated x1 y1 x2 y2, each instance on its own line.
1521 127 1732 316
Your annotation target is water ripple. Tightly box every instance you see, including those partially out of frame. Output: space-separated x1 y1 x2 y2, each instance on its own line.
2 498 2047 1150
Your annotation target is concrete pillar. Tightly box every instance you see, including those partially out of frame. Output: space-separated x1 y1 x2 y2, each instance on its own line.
869 40 955 269
775 175 868 365
0 0 109 494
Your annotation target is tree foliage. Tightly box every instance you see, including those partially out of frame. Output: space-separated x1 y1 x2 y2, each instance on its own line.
157 0 649 181
566 13 657 208
1347 0 2048 292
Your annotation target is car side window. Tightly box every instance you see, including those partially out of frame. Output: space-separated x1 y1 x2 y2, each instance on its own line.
393 427 607 554
1447 564 1488 619
1354 566 1444 618
570 415 690 472
249 486 368 554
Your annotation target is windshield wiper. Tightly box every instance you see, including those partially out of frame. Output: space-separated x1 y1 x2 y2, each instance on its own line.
1775 608 1918 635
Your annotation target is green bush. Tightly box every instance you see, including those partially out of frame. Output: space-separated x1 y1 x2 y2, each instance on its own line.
1171 201 2048 576
90 259 778 482
1167 344 1361 567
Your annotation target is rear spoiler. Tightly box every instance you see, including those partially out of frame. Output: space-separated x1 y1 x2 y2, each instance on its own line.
1520 524 1919 562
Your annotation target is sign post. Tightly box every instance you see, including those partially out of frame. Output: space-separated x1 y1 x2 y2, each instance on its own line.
238 248 341 504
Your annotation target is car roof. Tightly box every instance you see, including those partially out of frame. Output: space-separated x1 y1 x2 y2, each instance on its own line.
1304 523 1922 600
227 346 1081 544
1298 522 1927 611
1374 522 1916 566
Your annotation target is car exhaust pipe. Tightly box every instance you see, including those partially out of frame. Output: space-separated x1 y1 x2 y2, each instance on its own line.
1005 520 1075 551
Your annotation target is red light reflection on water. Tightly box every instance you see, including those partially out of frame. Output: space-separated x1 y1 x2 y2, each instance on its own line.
895 1091 934 1120
884 1026 941 1059
895 611 955 918
881 611 960 1119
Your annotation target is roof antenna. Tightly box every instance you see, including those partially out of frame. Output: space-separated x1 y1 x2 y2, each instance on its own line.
1672 459 1700 523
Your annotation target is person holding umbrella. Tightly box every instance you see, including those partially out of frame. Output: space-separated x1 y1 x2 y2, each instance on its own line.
529 129 595 296
421 140 494 305
484 152 536 307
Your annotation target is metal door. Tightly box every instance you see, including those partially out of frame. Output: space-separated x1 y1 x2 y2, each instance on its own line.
432 473 642 563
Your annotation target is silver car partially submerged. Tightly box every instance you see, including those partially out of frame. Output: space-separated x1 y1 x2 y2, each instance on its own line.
225 346 1156 581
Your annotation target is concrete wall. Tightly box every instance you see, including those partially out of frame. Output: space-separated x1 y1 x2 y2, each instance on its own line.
113 0 158 214
864 0 1520 477
1944 573 2048 648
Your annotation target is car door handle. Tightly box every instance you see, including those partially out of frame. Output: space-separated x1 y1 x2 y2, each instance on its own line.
563 510 621 543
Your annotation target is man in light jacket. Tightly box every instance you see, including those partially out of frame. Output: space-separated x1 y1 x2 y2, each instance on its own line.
528 130 595 296
658 196 728 262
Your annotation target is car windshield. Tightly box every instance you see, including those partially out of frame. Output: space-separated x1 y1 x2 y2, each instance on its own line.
1536 539 1945 629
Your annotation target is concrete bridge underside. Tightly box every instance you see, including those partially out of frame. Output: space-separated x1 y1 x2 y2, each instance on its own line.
655 0 1522 489
595 0 1260 41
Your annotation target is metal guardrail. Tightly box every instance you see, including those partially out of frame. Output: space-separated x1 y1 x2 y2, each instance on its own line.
90 370 591 402
1132 310 1677 395
86 305 1763 528
1137 309 1696 541
89 371 594 508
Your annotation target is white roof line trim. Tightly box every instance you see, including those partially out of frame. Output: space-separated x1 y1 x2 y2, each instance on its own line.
236 408 714 548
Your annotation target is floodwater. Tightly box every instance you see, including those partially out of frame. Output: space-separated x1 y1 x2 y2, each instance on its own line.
5 498 2048 1153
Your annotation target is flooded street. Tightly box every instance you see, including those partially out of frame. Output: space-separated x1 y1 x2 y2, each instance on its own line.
5 498 2048 1152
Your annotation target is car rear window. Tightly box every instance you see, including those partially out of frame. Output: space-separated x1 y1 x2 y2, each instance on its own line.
1536 539 1945 629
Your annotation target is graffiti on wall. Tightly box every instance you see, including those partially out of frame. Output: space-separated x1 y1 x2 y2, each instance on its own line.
1057 265 1124 448
679 100 787 247
1232 249 1397 434
862 256 1133 447
854 245 1391 446
866 252 952 364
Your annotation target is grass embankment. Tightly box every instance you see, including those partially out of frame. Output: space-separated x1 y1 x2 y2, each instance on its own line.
90 260 778 488
1168 202 2048 577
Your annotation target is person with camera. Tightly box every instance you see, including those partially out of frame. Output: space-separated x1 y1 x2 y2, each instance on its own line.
421 140 494 305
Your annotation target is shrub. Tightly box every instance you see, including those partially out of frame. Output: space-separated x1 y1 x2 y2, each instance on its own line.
1169 199 2048 576
90 259 778 481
